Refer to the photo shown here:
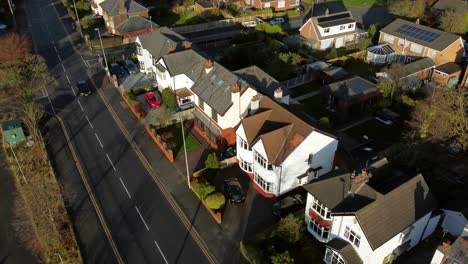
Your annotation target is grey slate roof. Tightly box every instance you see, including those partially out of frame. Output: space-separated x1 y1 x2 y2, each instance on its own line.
234 65 290 98
161 49 206 82
326 238 363 264
443 236 468 264
303 165 437 250
401 58 436 77
380 18 461 51
434 62 461 74
116 16 158 34
321 66 351 80
322 76 380 101
100 0 148 16
191 62 249 114
137 27 188 60
432 0 468 14
319 18 355 28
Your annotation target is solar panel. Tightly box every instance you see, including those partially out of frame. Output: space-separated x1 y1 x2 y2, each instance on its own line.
317 13 350 23
395 24 441 43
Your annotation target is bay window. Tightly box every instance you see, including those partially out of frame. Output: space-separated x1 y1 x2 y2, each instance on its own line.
240 159 252 172
254 151 271 170
324 248 345 264
312 197 331 219
254 172 274 193
238 137 251 150
309 218 330 240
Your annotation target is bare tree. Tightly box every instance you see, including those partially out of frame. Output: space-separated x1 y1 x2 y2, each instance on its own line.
378 62 405 103
388 0 427 19
439 10 467 34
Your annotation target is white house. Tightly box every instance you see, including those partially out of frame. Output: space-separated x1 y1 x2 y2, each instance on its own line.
299 12 362 50
430 236 468 264
440 208 468 237
303 159 439 264
236 96 338 198
190 60 258 148
91 0 106 15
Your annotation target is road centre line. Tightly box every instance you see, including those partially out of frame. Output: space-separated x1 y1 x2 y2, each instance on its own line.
85 115 93 128
106 153 117 171
57 54 62 62
53 45 58 53
135 206 150 231
154 240 169 264
61 64 66 72
119 177 132 199
65 74 70 84
77 100 84 112
94 133 104 148
70 85 76 96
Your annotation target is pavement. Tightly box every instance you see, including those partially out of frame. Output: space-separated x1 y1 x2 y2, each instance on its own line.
0 144 38 264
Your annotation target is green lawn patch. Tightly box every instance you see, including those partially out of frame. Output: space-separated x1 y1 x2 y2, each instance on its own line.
337 57 384 78
344 118 402 144
291 80 322 97
343 0 386 7
300 95 329 119
156 123 201 155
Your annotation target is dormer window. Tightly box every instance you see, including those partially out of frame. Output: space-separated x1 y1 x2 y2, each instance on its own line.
340 25 345 30
348 24 354 29
324 28 330 33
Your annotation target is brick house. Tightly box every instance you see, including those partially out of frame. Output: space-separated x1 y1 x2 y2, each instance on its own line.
236 96 338 198
300 12 361 50
245 0 300 11
430 62 462 88
99 0 149 35
194 1 217 15
303 159 440 264
378 18 464 66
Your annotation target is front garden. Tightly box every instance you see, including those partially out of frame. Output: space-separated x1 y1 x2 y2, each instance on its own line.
155 123 202 156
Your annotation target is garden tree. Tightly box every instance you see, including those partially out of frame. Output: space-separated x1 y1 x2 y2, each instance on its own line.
0 33 30 66
439 10 467 34
367 23 379 44
407 86 468 150
324 47 338 60
205 153 219 169
278 52 303 66
274 214 304 244
161 88 177 109
357 37 373 51
378 62 405 103
193 182 215 199
205 192 226 210
271 250 294 264
388 0 426 19
74 0 91 11
319 117 331 128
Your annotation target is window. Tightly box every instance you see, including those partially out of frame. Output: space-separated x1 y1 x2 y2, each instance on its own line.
211 110 217 122
398 38 405 46
409 43 423 54
344 226 361 247
254 172 274 192
340 25 345 30
427 49 436 58
156 69 166 80
240 159 252 172
309 218 330 240
254 151 270 169
324 248 345 264
308 154 313 165
324 28 330 33
383 34 395 44
139 61 145 70
136 44 142 55
239 137 250 150
312 197 331 219
198 99 204 110
152 57 158 66
348 24 354 29
289 0 299 5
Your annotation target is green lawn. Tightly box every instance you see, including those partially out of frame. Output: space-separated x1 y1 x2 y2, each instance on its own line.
300 95 329 119
344 118 402 144
156 123 201 155
337 57 384 78
343 0 386 7
291 80 322 97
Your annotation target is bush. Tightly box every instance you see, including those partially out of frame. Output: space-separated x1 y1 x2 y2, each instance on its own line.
60 0 70 6
319 117 330 128
255 23 284 36
75 0 91 11
193 182 215 199
205 192 226 210
325 47 338 60
205 153 219 169
227 4 239 16
162 88 177 109
80 16 103 29
273 214 304 244
271 250 294 264
278 52 304 66
67 7 76 20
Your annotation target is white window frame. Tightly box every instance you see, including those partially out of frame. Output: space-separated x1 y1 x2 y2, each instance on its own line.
398 38 405 47
383 34 395 44
139 61 145 70
254 172 274 193
278 0 285 8
324 28 330 33
324 248 345 264
409 43 423 54
427 49 436 58
238 136 251 150
309 218 330 240
311 197 331 219
348 24 354 29
136 44 142 55
240 159 253 172
339 25 345 30
254 151 270 169
344 226 361 247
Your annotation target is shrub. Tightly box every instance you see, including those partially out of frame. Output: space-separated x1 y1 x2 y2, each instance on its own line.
60 0 70 6
278 52 304 66
75 0 91 11
273 214 304 244
271 250 294 264
205 192 226 210
319 117 330 128
205 153 219 169
325 47 338 60
162 88 177 109
255 23 284 36
193 182 215 199
227 4 239 16
80 16 103 29
67 7 76 20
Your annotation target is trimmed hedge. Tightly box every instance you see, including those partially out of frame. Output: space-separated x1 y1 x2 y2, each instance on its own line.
194 182 216 199
205 192 226 210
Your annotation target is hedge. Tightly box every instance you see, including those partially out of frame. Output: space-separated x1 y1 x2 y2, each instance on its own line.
194 182 216 199
205 192 226 210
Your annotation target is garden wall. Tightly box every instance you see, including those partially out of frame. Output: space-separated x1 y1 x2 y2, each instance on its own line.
190 178 222 224
119 87 146 120
145 124 174 162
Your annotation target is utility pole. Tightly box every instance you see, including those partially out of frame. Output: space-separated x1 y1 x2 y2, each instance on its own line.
6 0 16 28
95 28 109 75
179 118 191 189
71 0 80 25
9 144 28 184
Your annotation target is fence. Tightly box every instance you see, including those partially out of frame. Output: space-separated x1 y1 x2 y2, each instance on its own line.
172 14 274 34
280 73 315 89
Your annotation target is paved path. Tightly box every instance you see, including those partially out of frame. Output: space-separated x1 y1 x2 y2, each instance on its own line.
293 90 321 101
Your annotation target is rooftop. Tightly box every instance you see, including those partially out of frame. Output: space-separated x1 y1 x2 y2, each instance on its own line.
161 49 206 82
434 62 461 74
322 76 380 101
326 238 363 264
432 0 468 13
99 0 148 16
196 0 215 8
115 16 158 34
137 27 188 60
234 65 290 99
401 58 436 77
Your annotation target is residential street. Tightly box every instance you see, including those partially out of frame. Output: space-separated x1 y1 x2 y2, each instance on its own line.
18 0 213 263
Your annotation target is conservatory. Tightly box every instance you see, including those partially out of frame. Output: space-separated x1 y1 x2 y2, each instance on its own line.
366 44 400 65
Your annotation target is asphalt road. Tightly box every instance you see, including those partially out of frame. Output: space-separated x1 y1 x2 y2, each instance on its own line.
20 0 212 263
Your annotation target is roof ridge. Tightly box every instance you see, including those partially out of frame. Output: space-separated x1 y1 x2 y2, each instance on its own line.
271 124 294 163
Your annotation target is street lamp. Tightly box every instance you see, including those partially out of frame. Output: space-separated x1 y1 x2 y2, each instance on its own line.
179 118 191 189
95 28 109 75
71 0 80 25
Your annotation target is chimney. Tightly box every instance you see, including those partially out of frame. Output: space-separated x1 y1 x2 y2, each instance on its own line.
250 95 259 113
118 0 128 16
416 19 420 25
350 169 372 194
325 8 330 16
442 241 451 247
231 82 240 93
205 59 213 74
183 41 192 50
274 87 283 101
168 45 176 53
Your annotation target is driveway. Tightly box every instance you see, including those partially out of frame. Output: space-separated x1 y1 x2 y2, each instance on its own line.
348 6 396 27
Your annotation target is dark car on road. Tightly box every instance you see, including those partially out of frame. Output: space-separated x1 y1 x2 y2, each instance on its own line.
224 177 245 204
273 193 306 217
77 80 92 96
217 146 236 161
109 63 126 78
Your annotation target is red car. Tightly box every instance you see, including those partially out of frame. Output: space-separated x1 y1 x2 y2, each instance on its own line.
144 92 161 108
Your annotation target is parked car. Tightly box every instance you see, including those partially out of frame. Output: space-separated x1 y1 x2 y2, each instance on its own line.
273 193 306 217
241 21 257 28
224 177 245 204
124 60 138 74
296 4 305 13
0 23 7 30
77 80 92 96
144 92 161 108
109 63 126 78
217 146 236 161
269 17 285 25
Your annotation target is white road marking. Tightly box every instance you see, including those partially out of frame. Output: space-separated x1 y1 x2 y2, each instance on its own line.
94 133 104 148
85 115 93 128
119 178 132 199
77 100 84 112
135 206 150 231
53 46 58 53
80 54 89 68
42 88 56 115
65 74 71 84
106 153 116 171
61 64 66 72
154 241 169 264
70 85 76 96
57 54 62 62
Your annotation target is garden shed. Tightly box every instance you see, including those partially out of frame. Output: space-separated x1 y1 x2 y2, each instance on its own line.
1 119 26 144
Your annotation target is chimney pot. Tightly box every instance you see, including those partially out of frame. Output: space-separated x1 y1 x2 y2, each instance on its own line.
184 41 192 49
205 59 213 74
274 87 283 100
231 82 240 93
250 95 259 113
